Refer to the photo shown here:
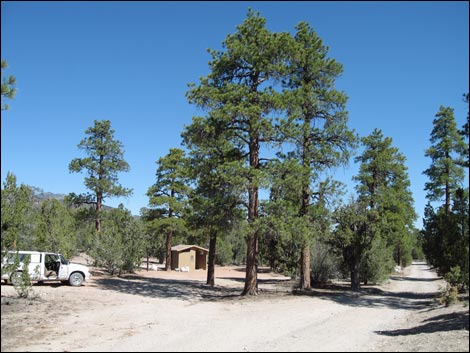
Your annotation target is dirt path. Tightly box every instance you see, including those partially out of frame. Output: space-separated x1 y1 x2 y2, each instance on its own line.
1 261 468 352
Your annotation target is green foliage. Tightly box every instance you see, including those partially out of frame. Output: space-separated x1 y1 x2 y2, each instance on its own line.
310 240 341 285
185 9 358 294
423 106 466 212
35 199 76 258
445 266 462 288
423 198 469 289
459 93 469 168
91 205 145 275
69 120 132 232
69 206 97 252
186 9 292 295
439 284 459 307
1 59 16 111
225 220 247 265
147 148 191 270
330 200 378 290
182 111 246 256
214 237 233 266
1 173 35 255
13 255 34 298
147 149 190 214
258 210 303 277
328 129 418 290
354 129 417 271
360 235 395 284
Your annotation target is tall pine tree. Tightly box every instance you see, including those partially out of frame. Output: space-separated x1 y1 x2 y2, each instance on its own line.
282 22 356 289
147 148 190 271
183 117 245 286
423 106 466 214
69 120 132 233
186 10 289 295
354 129 416 279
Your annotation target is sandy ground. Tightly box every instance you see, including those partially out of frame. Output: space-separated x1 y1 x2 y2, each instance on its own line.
1 260 468 352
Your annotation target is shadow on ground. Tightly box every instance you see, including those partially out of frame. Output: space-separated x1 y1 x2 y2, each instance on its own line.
375 309 469 336
94 275 244 302
93 272 438 310
93 262 443 309
293 282 438 310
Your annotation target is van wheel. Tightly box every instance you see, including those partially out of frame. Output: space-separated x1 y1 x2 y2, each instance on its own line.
10 272 22 286
69 272 84 286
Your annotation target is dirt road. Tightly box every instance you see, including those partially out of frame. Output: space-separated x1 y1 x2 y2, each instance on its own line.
1 261 468 352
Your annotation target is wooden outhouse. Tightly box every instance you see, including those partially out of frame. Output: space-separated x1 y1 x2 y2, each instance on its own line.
170 245 208 271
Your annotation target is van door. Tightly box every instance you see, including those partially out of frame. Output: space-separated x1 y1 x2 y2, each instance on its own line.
58 255 69 280
28 253 41 280
44 254 60 279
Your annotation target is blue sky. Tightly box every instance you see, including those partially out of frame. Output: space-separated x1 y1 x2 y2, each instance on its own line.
1 1 469 227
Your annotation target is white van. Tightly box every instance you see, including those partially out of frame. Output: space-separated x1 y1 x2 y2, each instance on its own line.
1 251 91 286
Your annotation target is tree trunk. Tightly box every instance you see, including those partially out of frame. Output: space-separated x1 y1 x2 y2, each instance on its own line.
207 230 217 286
243 136 259 296
445 152 450 215
299 187 311 289
300 244 311 289
165 195 174 271
96 192 102 235
445 180 451 215
351 269 361 291
165 229 172 271
243 230 258 295
299 119 311 290
96 155 104 235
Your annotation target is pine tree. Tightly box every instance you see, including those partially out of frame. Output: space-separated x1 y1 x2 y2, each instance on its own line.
459 93 469 168
422 101 469 288
147 148 190 271
92 205 146 275
331 200 377 290
1 59 16 111
182 117 244 286
35 199 76 258
282 22 356 289
1 173 34 255
354 129 416 279
69 120 132 233
423 106 466 214
186 9 289 295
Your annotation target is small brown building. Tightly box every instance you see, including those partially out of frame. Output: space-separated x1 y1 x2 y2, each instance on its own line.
171 245 208 271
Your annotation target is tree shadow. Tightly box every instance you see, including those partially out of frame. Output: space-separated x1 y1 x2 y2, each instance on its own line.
94 275 243 302
389 275 442 282
293 283 438 310
232 266 272 273
93 273 296 302
217 277 292 285
375 310 469 336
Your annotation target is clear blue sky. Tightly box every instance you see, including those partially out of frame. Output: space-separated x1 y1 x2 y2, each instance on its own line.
1 1 469 227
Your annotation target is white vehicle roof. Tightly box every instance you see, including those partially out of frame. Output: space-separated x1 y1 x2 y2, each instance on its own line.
8 250 42 254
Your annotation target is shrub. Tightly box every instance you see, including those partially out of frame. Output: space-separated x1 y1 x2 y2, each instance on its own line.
12 256 34 298
439 284 459 306
310 242 340 285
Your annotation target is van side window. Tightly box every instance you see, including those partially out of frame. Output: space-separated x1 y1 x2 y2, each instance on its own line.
19 254 31 263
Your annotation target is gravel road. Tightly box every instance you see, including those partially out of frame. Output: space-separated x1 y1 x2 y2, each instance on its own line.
1 261 468 352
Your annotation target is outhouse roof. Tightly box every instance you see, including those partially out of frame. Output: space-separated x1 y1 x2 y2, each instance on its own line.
171 244 209 253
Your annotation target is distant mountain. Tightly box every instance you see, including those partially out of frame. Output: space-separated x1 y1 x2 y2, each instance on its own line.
33 191 66 202
30 187 131 214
